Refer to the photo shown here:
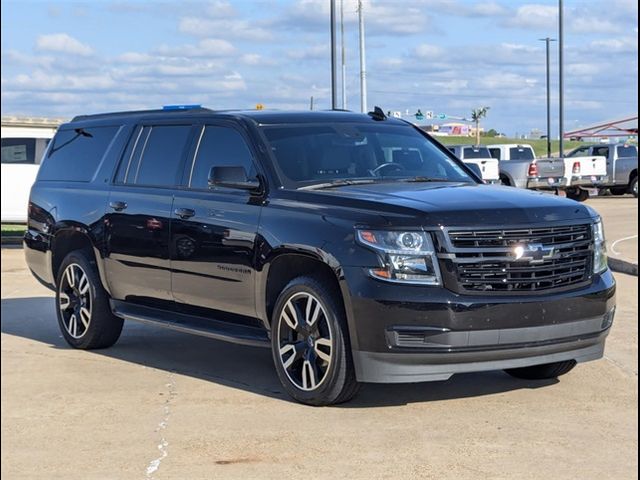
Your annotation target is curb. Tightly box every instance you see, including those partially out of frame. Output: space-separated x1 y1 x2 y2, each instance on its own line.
608 257 638 277
1 236 23 247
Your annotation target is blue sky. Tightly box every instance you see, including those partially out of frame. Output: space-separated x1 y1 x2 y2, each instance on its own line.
1 0 637 136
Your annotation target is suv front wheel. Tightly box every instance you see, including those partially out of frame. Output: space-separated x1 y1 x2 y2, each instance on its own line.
56 250 124 349
271 276 359 406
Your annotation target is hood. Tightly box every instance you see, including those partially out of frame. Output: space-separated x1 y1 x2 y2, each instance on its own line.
305 182 597 227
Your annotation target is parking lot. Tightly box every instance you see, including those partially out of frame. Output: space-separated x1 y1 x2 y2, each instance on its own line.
1 197 637 480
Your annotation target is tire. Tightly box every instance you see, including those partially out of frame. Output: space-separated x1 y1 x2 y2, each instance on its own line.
630 176 638 198
566 187 589 202
504 360 577 380
500 175 512 187
55 250 123 349
609 187 627 196
270 276 360 406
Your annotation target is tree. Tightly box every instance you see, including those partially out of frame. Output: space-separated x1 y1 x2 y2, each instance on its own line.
471 107 490 146
483 128 498 138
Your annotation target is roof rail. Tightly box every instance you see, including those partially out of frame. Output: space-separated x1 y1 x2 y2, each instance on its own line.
71 107 213 122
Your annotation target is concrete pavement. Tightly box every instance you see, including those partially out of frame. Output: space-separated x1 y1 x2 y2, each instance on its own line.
586 196 638 265
1 247 638 479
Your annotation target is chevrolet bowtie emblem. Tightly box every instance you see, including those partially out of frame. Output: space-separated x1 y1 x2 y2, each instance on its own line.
513 243 555 263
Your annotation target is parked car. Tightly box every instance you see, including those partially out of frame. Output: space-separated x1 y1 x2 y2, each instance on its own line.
1 118 59 222
445 145 500 184
24 107 616 406
567 144 638 198
486 144 566 190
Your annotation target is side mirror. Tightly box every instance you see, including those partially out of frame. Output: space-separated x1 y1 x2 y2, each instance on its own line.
208 166 261 191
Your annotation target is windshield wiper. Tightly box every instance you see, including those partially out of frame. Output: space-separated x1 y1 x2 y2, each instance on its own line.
298 179 381 191
393 176 453 183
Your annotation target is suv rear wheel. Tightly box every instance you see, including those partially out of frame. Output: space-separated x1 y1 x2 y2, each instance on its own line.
271 276 360 406
504 360 576 380
56 251 123 349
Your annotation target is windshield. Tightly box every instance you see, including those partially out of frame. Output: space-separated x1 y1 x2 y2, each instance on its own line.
509 147 535 160
260 123 474 189
462 147 492 159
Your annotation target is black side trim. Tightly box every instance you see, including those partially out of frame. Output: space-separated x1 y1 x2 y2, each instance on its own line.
110 300 270 348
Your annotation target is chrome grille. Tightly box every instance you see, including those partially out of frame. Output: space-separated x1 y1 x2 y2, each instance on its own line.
445 224 593 293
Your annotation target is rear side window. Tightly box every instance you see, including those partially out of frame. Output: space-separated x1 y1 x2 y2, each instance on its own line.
39 126 118 181
509 147 534 160
592 147 609 157
617 145 637 158
1 138 50 164
189 126 256 190
125 125 191 187
488 148 501 160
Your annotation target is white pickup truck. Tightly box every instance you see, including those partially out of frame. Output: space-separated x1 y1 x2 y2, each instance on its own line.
560 151 607 201
446 145 500 184
567 144 637 198
487 144 566 191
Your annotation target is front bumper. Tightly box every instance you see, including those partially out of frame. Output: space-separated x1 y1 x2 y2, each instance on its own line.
341 267 616 383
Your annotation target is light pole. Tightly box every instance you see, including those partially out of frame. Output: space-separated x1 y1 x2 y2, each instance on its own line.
539 37 556 158
330 0 338 110
357 0 367 113
340 0 346 109
558 0 565 157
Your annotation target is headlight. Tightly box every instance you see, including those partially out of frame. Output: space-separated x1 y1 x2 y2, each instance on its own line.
592 219 607 274
356 230 442 285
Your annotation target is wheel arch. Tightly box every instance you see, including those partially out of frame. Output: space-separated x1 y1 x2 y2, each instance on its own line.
257 249 358 348
50 224 108 291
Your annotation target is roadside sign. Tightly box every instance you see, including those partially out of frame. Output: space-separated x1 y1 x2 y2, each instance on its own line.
426 111 433 120
391 111 402 118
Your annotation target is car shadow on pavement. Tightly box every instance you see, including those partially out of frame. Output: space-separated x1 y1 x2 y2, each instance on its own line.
2 296 557 408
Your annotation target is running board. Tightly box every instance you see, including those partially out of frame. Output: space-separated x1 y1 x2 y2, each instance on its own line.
110 300 270 348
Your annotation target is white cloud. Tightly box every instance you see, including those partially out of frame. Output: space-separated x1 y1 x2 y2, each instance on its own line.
590 37 638 54
155 39 236 58
571 17 621 34
35 33 93 56
178 17 272 41
510 4 557 29
413 44 443 60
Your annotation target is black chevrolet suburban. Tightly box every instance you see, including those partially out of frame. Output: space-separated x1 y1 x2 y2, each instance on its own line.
24 107 616 405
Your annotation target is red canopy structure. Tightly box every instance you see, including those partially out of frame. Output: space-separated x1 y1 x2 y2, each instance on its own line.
564 116 638 139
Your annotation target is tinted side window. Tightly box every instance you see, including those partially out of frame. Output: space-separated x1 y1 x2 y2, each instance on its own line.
617 145 637 158
2 138 36 164
189 126 256 189
509 147 534 160
592 147 609 157
488 148 501 160
39 126 118 181
134 125 191 187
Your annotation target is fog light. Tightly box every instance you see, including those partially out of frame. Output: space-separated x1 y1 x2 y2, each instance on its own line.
601 307 616 330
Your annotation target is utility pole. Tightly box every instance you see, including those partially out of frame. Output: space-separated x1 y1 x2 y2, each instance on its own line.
558 0 564 157
330 0 338 110
357 0 367 113
340 0 346 109
310 96 314 111
539 37 556 158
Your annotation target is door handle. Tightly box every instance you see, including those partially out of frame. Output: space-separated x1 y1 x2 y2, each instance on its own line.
109 201 127 212
174 208 195 219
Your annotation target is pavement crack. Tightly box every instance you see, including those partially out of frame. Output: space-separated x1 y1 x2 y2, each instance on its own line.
145 372 177 479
